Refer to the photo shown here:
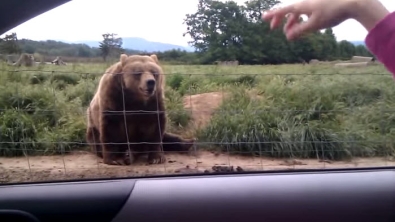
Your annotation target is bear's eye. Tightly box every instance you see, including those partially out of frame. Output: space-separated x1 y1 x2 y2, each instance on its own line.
151 70 158 76
132 71 143 76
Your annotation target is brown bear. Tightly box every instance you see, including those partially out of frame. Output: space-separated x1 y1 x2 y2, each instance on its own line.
86 53 195 165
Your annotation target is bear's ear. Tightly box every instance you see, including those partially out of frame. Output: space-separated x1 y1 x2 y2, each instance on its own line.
120 54 128 66
150 54 159 64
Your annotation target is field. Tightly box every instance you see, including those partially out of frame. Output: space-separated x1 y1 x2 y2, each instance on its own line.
1 61 395 183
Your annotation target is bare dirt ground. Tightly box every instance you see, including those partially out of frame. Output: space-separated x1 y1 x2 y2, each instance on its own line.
1 91 394 184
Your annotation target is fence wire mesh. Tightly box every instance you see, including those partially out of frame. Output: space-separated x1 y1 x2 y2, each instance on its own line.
0 62 395 184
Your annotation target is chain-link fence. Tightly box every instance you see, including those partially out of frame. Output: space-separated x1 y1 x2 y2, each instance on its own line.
0 62 394 184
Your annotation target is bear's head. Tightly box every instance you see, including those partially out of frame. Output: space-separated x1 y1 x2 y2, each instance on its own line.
117 53 164 102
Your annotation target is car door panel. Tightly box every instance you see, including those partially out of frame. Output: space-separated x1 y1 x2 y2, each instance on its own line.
0 167 394 222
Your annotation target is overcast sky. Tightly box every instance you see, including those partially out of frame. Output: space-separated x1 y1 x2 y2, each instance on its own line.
1 0 394 46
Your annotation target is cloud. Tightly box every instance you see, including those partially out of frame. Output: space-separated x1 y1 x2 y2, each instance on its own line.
1 0 393 45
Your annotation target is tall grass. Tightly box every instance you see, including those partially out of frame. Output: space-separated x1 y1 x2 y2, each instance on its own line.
198 66 395 160
0 61 393 160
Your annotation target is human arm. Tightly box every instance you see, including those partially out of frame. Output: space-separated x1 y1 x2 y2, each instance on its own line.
361 8 395 76
350 0 395 76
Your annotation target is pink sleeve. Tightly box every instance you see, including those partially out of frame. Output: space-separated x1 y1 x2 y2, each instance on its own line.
365 11 395 77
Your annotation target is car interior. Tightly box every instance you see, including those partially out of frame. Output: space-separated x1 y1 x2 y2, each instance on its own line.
0 1 394 222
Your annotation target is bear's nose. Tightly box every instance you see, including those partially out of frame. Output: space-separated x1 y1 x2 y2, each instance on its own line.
146 79 156 91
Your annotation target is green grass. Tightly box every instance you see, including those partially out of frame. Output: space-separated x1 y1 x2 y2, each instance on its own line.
0 61 394 160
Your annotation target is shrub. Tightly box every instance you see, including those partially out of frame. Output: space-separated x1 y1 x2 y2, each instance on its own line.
165 87 191 129
199 72 395 160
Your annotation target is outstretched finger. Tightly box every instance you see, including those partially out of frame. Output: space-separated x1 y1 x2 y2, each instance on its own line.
285 14 319 40
269 14 284 29
283 13 300 33
262 4 300 21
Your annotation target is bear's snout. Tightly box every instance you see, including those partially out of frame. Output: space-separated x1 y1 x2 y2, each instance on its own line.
146 79 156 92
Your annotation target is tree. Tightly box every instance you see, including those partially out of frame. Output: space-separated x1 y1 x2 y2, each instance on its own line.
99 33 124 61
183 0 367 65
183 0 280 64
337 40 356 60
0 32 21 54
321 28 338 60
77 46 92 57
355 45 373 57
243 0 280 23
241 0 291 64
23 44 36 54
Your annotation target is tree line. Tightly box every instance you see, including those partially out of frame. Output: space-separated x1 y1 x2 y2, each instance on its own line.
0 32 197 64
0 0 373 65
0 32 138 60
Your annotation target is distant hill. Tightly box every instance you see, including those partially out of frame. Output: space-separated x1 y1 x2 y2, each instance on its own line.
27 37 362 54
63 37 195 52
350 40 365 46
14 37 367 63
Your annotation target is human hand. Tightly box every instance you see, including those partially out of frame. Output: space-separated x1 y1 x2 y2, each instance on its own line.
262 0 389 40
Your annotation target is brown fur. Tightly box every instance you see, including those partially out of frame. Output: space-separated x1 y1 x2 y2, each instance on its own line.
86 54 195 165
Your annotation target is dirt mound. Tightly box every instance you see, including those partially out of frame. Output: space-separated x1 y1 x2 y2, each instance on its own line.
183 91 227 129
182 90 263 130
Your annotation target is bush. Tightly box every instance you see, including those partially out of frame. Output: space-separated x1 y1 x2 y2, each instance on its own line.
65 79 97 107
222 75 258 87
198 71 395 160
0 109 39 157
165 87 191 129
167 73 184 90
50 73 80 85
29 73 48 85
